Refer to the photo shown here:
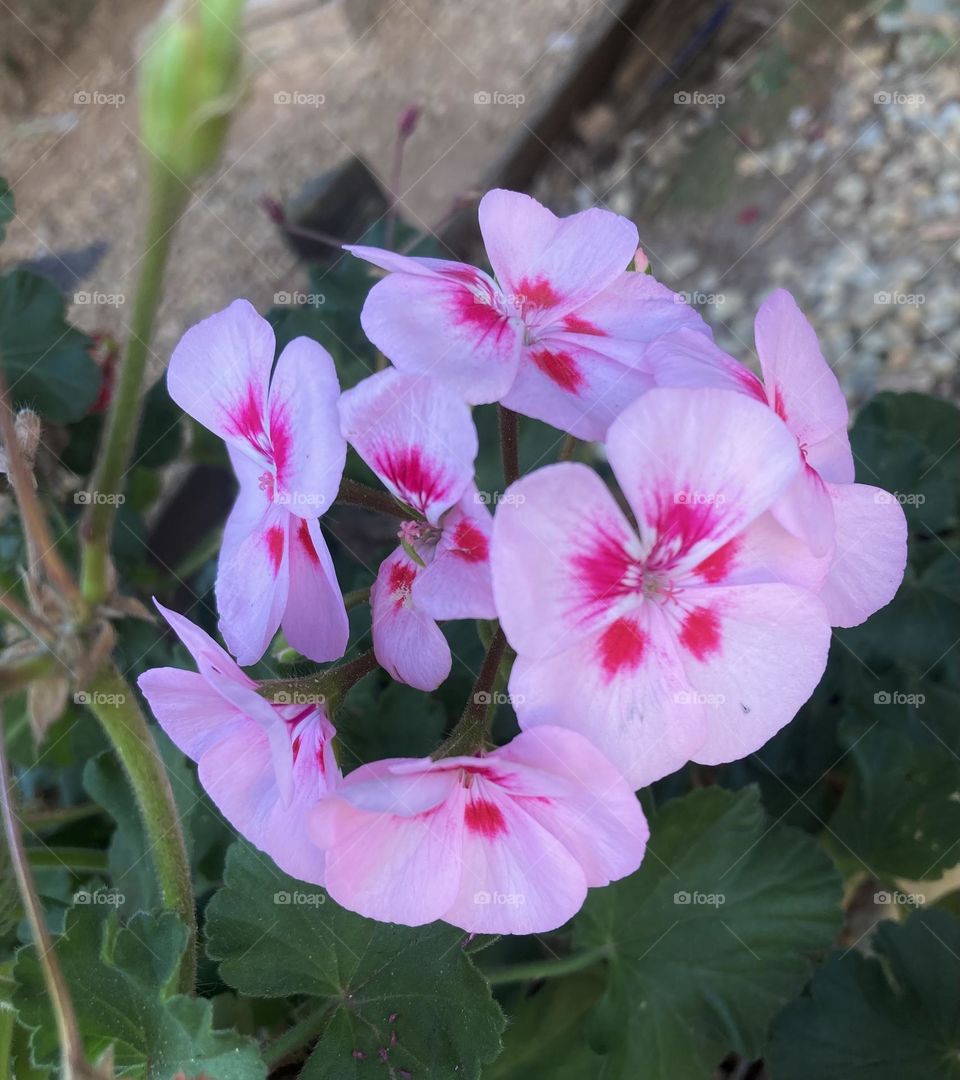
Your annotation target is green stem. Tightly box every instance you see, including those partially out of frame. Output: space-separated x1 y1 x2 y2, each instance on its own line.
20 802 104 831
263 1006 333 1068
433 627 507 759
27 847 109 874
0 706 89 1078
0 649 58 695
484 945 611 986
498 405 520 487
342 586 370 611
80 168 189 608
558 433 579 462
335 477 416 520
258 649 379 714
86 663 195 993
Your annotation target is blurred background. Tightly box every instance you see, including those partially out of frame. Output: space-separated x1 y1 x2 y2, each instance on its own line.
1 0 958 400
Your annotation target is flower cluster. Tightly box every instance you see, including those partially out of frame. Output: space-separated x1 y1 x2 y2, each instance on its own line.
140 189 907 934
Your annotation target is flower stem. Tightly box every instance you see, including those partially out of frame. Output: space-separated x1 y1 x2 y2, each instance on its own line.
335 476 414 520
85 663 195 993
0 705 90 1078
258 649 379 713
80 168 189 609
263 1005 334 1068
483 944 611 986
498 405 520 487
433 627 507 759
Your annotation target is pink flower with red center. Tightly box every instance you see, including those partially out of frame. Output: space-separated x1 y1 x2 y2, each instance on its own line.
646 289 908 627
491 386 834 789
338 369 496 691
167 299 348 665
345 189 709 440
138 601 338 884
309 726 648 933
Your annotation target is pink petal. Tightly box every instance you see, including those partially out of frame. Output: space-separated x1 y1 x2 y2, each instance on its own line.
414 490 497 620
266 336 346 516
338 370 478 524
198 708 335 884
494 727 648 884
137 667 246 761
674 583 831 766
356 269 523 404
151 597 253 688
478 190 638 322
216 492 290 666
646 327 766 398
770 464 836 557
167 299 275 456
502 334 657 440
312 760 464 926
754 289 855 483
281 517 349 663
491 462 641 660
819 482 908 627
606 387 800 574
369 547 452 691
510 602 708 789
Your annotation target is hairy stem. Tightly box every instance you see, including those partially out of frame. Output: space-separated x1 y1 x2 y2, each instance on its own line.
86 663 195 993
0 706 89 1078
433 627 507 759
258 649 379 712
263 1005 334 1068
483 945 611 986
80 169 189 608
498 405 520 487
335 476 415 520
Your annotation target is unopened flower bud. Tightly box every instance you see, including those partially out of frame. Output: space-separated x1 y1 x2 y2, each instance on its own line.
139 0 246 181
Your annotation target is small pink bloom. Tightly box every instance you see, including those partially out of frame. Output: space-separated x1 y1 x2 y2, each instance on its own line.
492 387 833 788
648 290 908 627
339 370 496 690
310 727 648 933
346 189 709 439
138 601 338 883
167 299 348 664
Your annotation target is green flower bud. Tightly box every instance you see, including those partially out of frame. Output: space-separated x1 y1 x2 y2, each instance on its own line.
139 0 246 181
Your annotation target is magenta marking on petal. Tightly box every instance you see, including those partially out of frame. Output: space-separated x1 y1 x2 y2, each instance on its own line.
516 274 561 311
268 398 294 486
388 559 417 610
562 312 606 336
226 383 269 455
295 518 321 565
266 523 285 575
464 797 507 838
679 606 722 661
571 525 639 618
597 616 646 678
528 346 584 394
374 445 452 514
647 499 719 572
450 518 488 563
693 537 739 584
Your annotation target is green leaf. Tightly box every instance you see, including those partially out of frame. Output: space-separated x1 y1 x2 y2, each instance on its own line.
0 179 13 244
827 680 960 880
0 270 100 422
767 909 960 1078
13 907 265 1078
206 841 505 1078
573 786 842 1077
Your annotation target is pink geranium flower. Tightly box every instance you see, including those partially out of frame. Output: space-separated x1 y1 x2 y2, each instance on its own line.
491 387 833 789
310 726 648 933
647 289 908 627
167 299 348 665
138 602 338 884
338 369 496 691
346 189 709 439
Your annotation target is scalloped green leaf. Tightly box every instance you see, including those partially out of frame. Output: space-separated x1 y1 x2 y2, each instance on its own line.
573 786 842 1077
205 841 505 1078
767 910 960 1078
